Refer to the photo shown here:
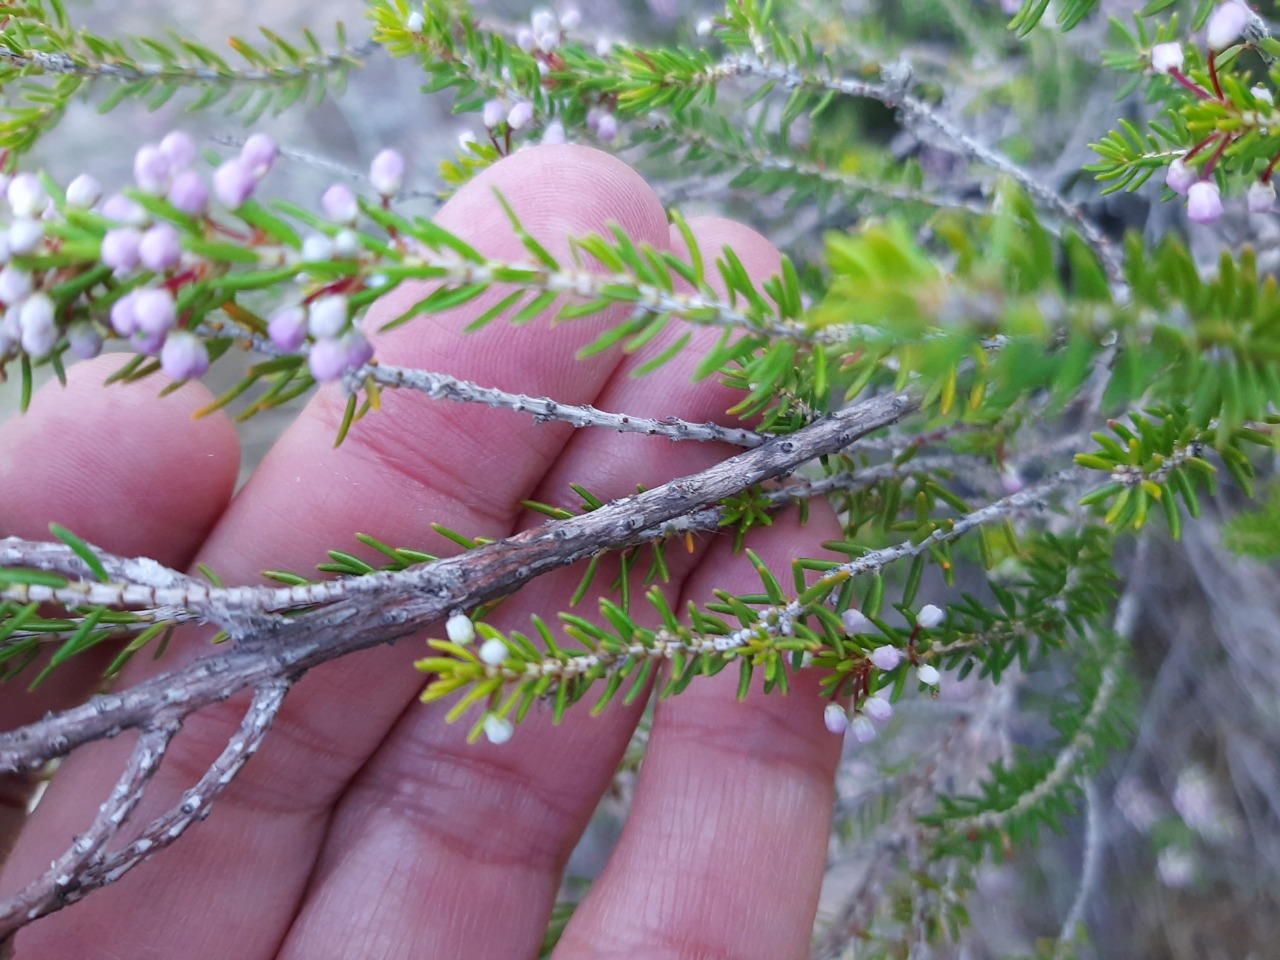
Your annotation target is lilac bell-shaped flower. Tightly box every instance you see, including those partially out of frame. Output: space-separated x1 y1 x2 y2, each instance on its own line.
1207 2 1250 51
1187 181 1224 224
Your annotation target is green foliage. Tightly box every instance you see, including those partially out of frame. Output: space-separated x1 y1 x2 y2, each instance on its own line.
5 0 1280 952
0 2 361 158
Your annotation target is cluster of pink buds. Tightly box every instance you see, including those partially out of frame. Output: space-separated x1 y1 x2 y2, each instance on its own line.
0 130 405 387
1151 4 1276 224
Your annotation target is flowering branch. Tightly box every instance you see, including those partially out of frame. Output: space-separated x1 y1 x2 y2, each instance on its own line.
0 391 915 774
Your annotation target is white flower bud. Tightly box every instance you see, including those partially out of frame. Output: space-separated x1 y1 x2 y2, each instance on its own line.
917 664 941 686
1247 179 1275 213
696 17 715 36
446 612 475 645
863 693 893 722
478 637 508 666
1253 84 1274 105
483 714 514 744
1206 2 1249 51
531 8 558 35
1150 42 1184 75
406 10 425 32
65 173 102 208
507 101 535 130
7 218 43 255
307 293 348 338
823 703 848 735
482 99 506 129
841 608 874 635
917 604 944 629
850 715 877 743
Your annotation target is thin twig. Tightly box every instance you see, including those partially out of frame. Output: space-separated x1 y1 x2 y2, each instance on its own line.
363 363 770 447
0 392 916 774
0 724 178 941
0 682 288 935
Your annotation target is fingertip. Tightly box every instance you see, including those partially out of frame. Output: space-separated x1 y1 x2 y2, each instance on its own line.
670 215 784 295
0 354 240 560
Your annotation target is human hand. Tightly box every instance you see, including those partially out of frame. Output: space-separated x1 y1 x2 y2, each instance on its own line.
0 145 844 959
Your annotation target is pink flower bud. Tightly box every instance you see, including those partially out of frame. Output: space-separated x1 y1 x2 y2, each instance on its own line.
101 228 142 272
850 715 877 743
1151 42 1184 75
133 144 171 194
101 193 148 225
268 304 308 351
596 112 618 142
18 293 55 358
1247 179 1275 213
18 292 54 339
515 27 537 52
160 330 210 380
370 148 405 197
0 265 32 305
65 173 102 208
240 133 278 178
133 287 177 336
7 219 42 255
66 321 103 359
823 703 849 735
1207 2 1249 50
321 183 359 223
20 316 56 358
342 329 374 369
7 173 46 219
168 170 210 215
159 131 198 171
869 645 904 671
110 291 140 336
1187 180 1223 224
130 329 167 356
507 100 535 130
308 336 349 382
139 223 183 272
213 158 257 208
483 99 506 128
1166 158 1197 196
541 120 567 145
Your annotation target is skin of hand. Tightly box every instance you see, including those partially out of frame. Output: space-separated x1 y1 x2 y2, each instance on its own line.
0 144 845 960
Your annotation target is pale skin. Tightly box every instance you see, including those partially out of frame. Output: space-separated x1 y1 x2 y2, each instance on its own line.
0 145 844 959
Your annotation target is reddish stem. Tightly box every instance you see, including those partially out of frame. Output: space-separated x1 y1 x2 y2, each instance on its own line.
1168 68 1212 100
1202 132 1232 177
1184 134 1220 162
1209 51 1225 101
1264 151 1280 184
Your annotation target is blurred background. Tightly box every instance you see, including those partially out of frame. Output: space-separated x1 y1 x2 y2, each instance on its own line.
5 1 1280 957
